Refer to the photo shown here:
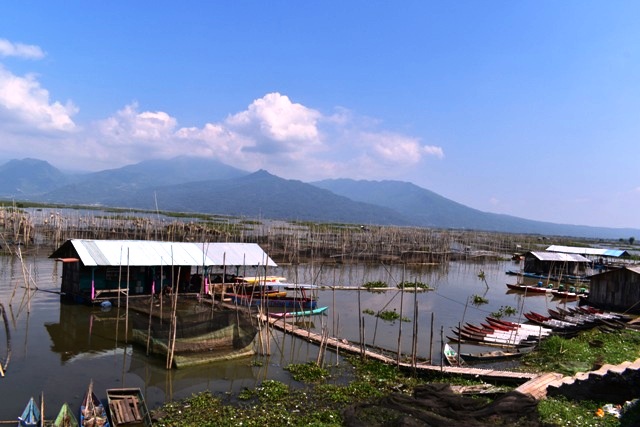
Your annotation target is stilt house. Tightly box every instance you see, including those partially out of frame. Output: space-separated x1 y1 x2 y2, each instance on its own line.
49 239 277 303
588 266 640 313
523 251 591 278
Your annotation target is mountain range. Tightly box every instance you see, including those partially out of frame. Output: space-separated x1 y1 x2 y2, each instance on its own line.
0 157 637 240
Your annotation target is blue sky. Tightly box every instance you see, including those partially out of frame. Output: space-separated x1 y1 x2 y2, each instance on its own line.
2 2 640 229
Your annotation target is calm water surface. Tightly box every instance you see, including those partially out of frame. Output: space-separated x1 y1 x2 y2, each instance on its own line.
0 254 573 420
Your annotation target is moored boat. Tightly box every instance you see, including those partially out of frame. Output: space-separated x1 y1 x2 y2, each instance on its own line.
18 397 40 427
443 343 466 367
269 306 328 318
505 283 553 294
53 402 79 427
106 388 153 427
460 345 535 363
80 380 110 427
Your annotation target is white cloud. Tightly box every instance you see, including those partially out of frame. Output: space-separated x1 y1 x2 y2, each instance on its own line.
0 79 445 180
99 103 177 142
0 64 77 131
226 92 323 154
0 39 45 59
359 132 442 165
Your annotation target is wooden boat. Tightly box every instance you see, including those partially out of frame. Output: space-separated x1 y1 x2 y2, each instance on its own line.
485 317 552 335
550 289 581 301
226 292 317 309
447 335 525 349
53 402 79 427
18 396 40 427
505 283 552 294
269 306 328 318
443 343 466 366
237 276 287 284
81 380 110 427
451 327 539 348
106 388 153 427
460 345 535 363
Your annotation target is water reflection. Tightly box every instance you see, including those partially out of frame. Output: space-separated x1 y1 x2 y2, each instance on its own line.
0 255 572 420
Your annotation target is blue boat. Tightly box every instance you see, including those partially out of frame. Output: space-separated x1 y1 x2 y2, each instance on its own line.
18 397 40 427
269 306 328 318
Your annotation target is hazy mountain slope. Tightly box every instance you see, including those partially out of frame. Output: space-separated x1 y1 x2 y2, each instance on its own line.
103 170 411 225
0 158 70 196
312 178 639 239
38 156 249 204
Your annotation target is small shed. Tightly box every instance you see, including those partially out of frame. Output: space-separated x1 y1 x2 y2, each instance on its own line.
588 266 640 313
546 245 631 270
523 251 591 278
49 239 277 303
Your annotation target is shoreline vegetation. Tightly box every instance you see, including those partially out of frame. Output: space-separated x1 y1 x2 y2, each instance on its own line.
2 203 639 426
152 325 640 426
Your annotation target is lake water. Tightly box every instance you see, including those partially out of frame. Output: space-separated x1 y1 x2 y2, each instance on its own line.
0 254 572 420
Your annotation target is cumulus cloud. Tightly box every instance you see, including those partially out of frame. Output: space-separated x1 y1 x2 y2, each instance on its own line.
226 93 323 155
0 81 445 180
359 132 443 165
0 39 45 59
0 64 77 132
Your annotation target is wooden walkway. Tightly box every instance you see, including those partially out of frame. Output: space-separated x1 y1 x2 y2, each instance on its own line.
257 310 540 384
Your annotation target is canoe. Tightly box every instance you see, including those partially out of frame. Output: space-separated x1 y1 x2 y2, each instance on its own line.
106 388 153 427
269 306 328 318
460 345 535 363
53 402 79 427
18 396 40 427
80 381 110 427
505 283 552 294
226 292 317 309
443 343 466 367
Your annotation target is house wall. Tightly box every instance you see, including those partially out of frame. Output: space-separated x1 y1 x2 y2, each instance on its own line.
589 269 640 313
62 264 191 301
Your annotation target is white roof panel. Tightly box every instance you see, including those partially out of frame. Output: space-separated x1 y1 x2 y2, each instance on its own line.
546 245 628 258
59 239 276 267
530 251 590 262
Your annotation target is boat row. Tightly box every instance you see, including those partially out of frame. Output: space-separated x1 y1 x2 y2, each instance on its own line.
16 381 152 427
448 317 549 349
523 305 633 334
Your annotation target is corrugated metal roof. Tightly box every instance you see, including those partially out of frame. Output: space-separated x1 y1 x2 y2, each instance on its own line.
529 251 590 262
591 265 640 278
53 239 277 267
546 245 629 258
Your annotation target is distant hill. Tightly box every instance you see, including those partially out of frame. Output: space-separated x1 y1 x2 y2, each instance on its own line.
37 156 248 205
1 157 639 239
101 170 410 225
311 178 640 239
0 158 70 196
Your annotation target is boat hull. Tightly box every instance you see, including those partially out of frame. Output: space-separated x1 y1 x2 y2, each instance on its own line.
106 388 153 427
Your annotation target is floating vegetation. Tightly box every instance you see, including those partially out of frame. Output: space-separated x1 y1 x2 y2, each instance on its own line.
363 281 388 289
396 281 430 290
471 294 489 305
490 305 517 319
286 362 330 383
375 310 410 323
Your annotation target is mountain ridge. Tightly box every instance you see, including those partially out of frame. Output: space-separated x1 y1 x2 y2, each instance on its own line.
0 157 637 239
